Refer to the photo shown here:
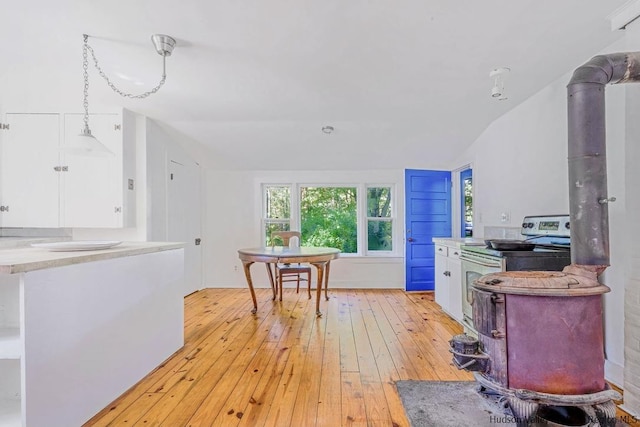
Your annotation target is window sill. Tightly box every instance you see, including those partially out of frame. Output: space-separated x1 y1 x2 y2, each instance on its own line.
336 254 403 263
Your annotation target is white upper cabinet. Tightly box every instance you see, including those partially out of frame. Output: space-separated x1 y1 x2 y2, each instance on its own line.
0 111 135 228
61 113 123 227
0 113 61 227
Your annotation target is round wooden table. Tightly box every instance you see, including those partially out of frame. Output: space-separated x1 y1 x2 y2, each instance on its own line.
237 246 340 316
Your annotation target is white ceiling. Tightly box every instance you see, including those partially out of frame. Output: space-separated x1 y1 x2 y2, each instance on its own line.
0 0 630 170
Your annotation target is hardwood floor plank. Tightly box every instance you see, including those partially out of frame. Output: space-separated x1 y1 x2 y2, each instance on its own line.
372 290 440 381
364 290 420 380
288 307 328 427
384 292 470 381
341 371 367 427
337 295 359 373
315 294 343 427
261 293 318 427
164 291 303 427
209 340 279 427
347 290 394 426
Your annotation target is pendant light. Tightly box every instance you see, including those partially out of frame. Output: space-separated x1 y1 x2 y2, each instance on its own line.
65 33 177 156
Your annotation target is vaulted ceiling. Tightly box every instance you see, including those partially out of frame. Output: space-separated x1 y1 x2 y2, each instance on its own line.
0 1 629 170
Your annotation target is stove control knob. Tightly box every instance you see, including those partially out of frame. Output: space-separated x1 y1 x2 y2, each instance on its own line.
527 222 535 228
565 221 570 229
522 223 527 228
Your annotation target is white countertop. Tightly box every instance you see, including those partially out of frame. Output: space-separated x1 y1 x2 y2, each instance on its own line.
432 237 485 248
0 241 185 274
0 236 71 248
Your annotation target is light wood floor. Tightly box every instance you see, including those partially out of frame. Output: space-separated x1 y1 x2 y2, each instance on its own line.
83 288 472 427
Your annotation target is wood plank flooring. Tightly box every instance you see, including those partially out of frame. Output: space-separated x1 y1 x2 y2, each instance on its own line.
83 288 473 427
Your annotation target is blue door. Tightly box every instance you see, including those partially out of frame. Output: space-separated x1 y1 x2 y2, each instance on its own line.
405 169 452 291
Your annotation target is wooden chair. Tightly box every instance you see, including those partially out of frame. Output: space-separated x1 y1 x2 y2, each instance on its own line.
271 231 312 301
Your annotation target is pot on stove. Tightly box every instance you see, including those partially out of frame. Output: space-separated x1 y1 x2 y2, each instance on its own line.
486 239 536 251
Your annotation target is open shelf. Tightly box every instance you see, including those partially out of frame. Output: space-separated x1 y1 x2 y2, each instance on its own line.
0 398 21 427
0 329 21 359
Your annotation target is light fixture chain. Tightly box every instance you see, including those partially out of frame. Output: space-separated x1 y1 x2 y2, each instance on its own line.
82 35 90 129
84 37 167 99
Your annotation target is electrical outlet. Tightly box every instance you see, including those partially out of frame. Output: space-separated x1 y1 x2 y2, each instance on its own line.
500 212 511 223
234 265 239 272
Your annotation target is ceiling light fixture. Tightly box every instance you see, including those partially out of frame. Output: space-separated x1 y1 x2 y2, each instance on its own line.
489 67 510 101
321 125 334 134
67 33 177 156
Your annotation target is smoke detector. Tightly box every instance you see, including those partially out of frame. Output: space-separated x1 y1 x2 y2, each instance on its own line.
490 67 510 100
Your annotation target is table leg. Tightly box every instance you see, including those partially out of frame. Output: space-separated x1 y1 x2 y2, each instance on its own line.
265 263 277 300
324 261 331 301
241 260 258 314
311 261 327 317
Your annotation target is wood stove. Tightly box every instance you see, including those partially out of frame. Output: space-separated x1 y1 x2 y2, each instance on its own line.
451 268 621 426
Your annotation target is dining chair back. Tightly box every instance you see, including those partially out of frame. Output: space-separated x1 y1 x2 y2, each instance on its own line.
270 231 312 300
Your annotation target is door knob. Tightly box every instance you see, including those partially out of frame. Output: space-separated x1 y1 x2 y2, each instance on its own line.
407 238 415 242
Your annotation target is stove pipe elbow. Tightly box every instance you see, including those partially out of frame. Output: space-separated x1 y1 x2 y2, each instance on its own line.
567 52 640 268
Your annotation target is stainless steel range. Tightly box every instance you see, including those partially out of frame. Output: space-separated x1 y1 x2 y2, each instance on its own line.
459 215 571 333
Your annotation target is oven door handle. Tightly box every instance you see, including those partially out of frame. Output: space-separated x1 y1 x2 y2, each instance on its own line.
460 254 503 269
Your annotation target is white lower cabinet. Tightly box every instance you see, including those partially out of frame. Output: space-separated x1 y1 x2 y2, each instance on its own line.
434 244 463 323
0 275 21 427
0 111 135 228
0 249 184 427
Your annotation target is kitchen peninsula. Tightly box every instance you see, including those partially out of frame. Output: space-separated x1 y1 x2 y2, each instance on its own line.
0 241 185 427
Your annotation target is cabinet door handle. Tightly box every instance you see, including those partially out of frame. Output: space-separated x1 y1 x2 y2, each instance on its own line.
407 238 415 242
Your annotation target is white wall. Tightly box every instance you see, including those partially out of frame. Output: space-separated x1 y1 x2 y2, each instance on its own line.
451 38 628 386
621 17 640 417
203 169 406 289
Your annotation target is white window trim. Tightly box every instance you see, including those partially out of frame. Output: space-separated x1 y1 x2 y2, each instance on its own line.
261 183 294 245
364 184 396 256
262 182 400 257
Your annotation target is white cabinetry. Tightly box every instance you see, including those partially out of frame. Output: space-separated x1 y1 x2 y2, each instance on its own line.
0 111 135 228
0 114 60 227
0 275 21 427
0 246 184 427
434 243 463 323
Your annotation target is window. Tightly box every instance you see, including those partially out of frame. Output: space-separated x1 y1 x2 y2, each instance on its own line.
300 186 358 253
460 168 473 237
367 187 393 251
262 183 396 256
263 185 291 245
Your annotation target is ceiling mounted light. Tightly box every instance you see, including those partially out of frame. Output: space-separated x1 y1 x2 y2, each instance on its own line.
321 125 334 134
67 33 177 156
489 67 510 101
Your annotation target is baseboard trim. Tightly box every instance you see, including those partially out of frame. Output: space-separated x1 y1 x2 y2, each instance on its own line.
605 359 624 389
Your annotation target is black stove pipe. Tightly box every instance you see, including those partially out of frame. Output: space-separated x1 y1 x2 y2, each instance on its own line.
567 52 640 270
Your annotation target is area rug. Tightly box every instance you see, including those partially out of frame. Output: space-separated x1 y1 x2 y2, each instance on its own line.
395 380 515 427
395 381 631 427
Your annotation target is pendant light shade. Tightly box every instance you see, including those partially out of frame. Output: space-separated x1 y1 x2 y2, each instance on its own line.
64 124 113 156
